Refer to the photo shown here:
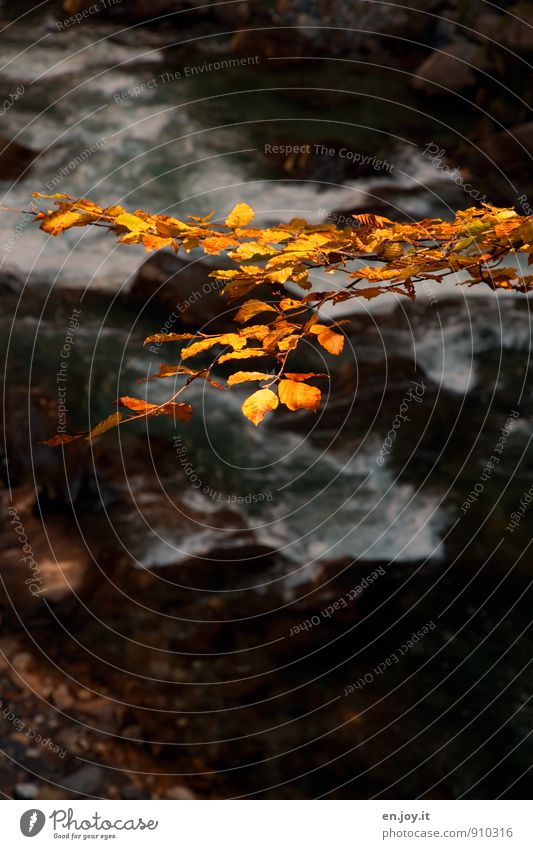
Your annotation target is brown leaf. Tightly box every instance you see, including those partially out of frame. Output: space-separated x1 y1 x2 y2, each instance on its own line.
41 433 84 446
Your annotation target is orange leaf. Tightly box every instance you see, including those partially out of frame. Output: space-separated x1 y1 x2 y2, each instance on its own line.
41 433 84 446
86 412 125 441
234 300 277 323
202 235 237 254
309 324 344 355
278 380 321 412
242 388 278 425
218 349 269 364
284 372 326 382
227 371 272 386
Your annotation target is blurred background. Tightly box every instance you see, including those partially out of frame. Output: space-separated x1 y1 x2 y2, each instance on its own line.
0 0 532 800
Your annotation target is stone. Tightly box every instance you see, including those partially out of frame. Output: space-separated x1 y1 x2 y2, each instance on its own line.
412 39 484 95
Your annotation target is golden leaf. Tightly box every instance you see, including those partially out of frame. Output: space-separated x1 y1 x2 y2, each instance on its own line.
278 380 321 411
181 333 247 360
115 212 150 233
218 349 269 364
309 324 344 355
234 300 277 323
40 210 87 236
242 388 278 425
228 371 272 385
225 203 254 228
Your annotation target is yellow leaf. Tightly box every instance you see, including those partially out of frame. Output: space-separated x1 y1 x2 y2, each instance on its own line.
227 371 272 385
181 333 246 360
115 212 150 233
234 300 277 323
225 203 254 229
40 210 87 236
229 241 277 261
242 388 278 425
218 349 269 364
278 380 321 411
279 298 302 311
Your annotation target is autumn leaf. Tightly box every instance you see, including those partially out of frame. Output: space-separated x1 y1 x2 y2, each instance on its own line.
225 203 254 228
39 210 88 236
227 371 273 385
115 212 150 233
279 298 303 311
234 300 278 323
202 235 237 254
41 433 84 446
181 333 247 360
284 372 326 382
86 412 125 441
144 332 195 346
278 380 321 412
242 388 278 425
309 324 344 355
218 349 269 364
117 396 192 420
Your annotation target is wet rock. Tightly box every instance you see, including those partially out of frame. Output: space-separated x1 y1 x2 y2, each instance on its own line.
412 39 484 95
